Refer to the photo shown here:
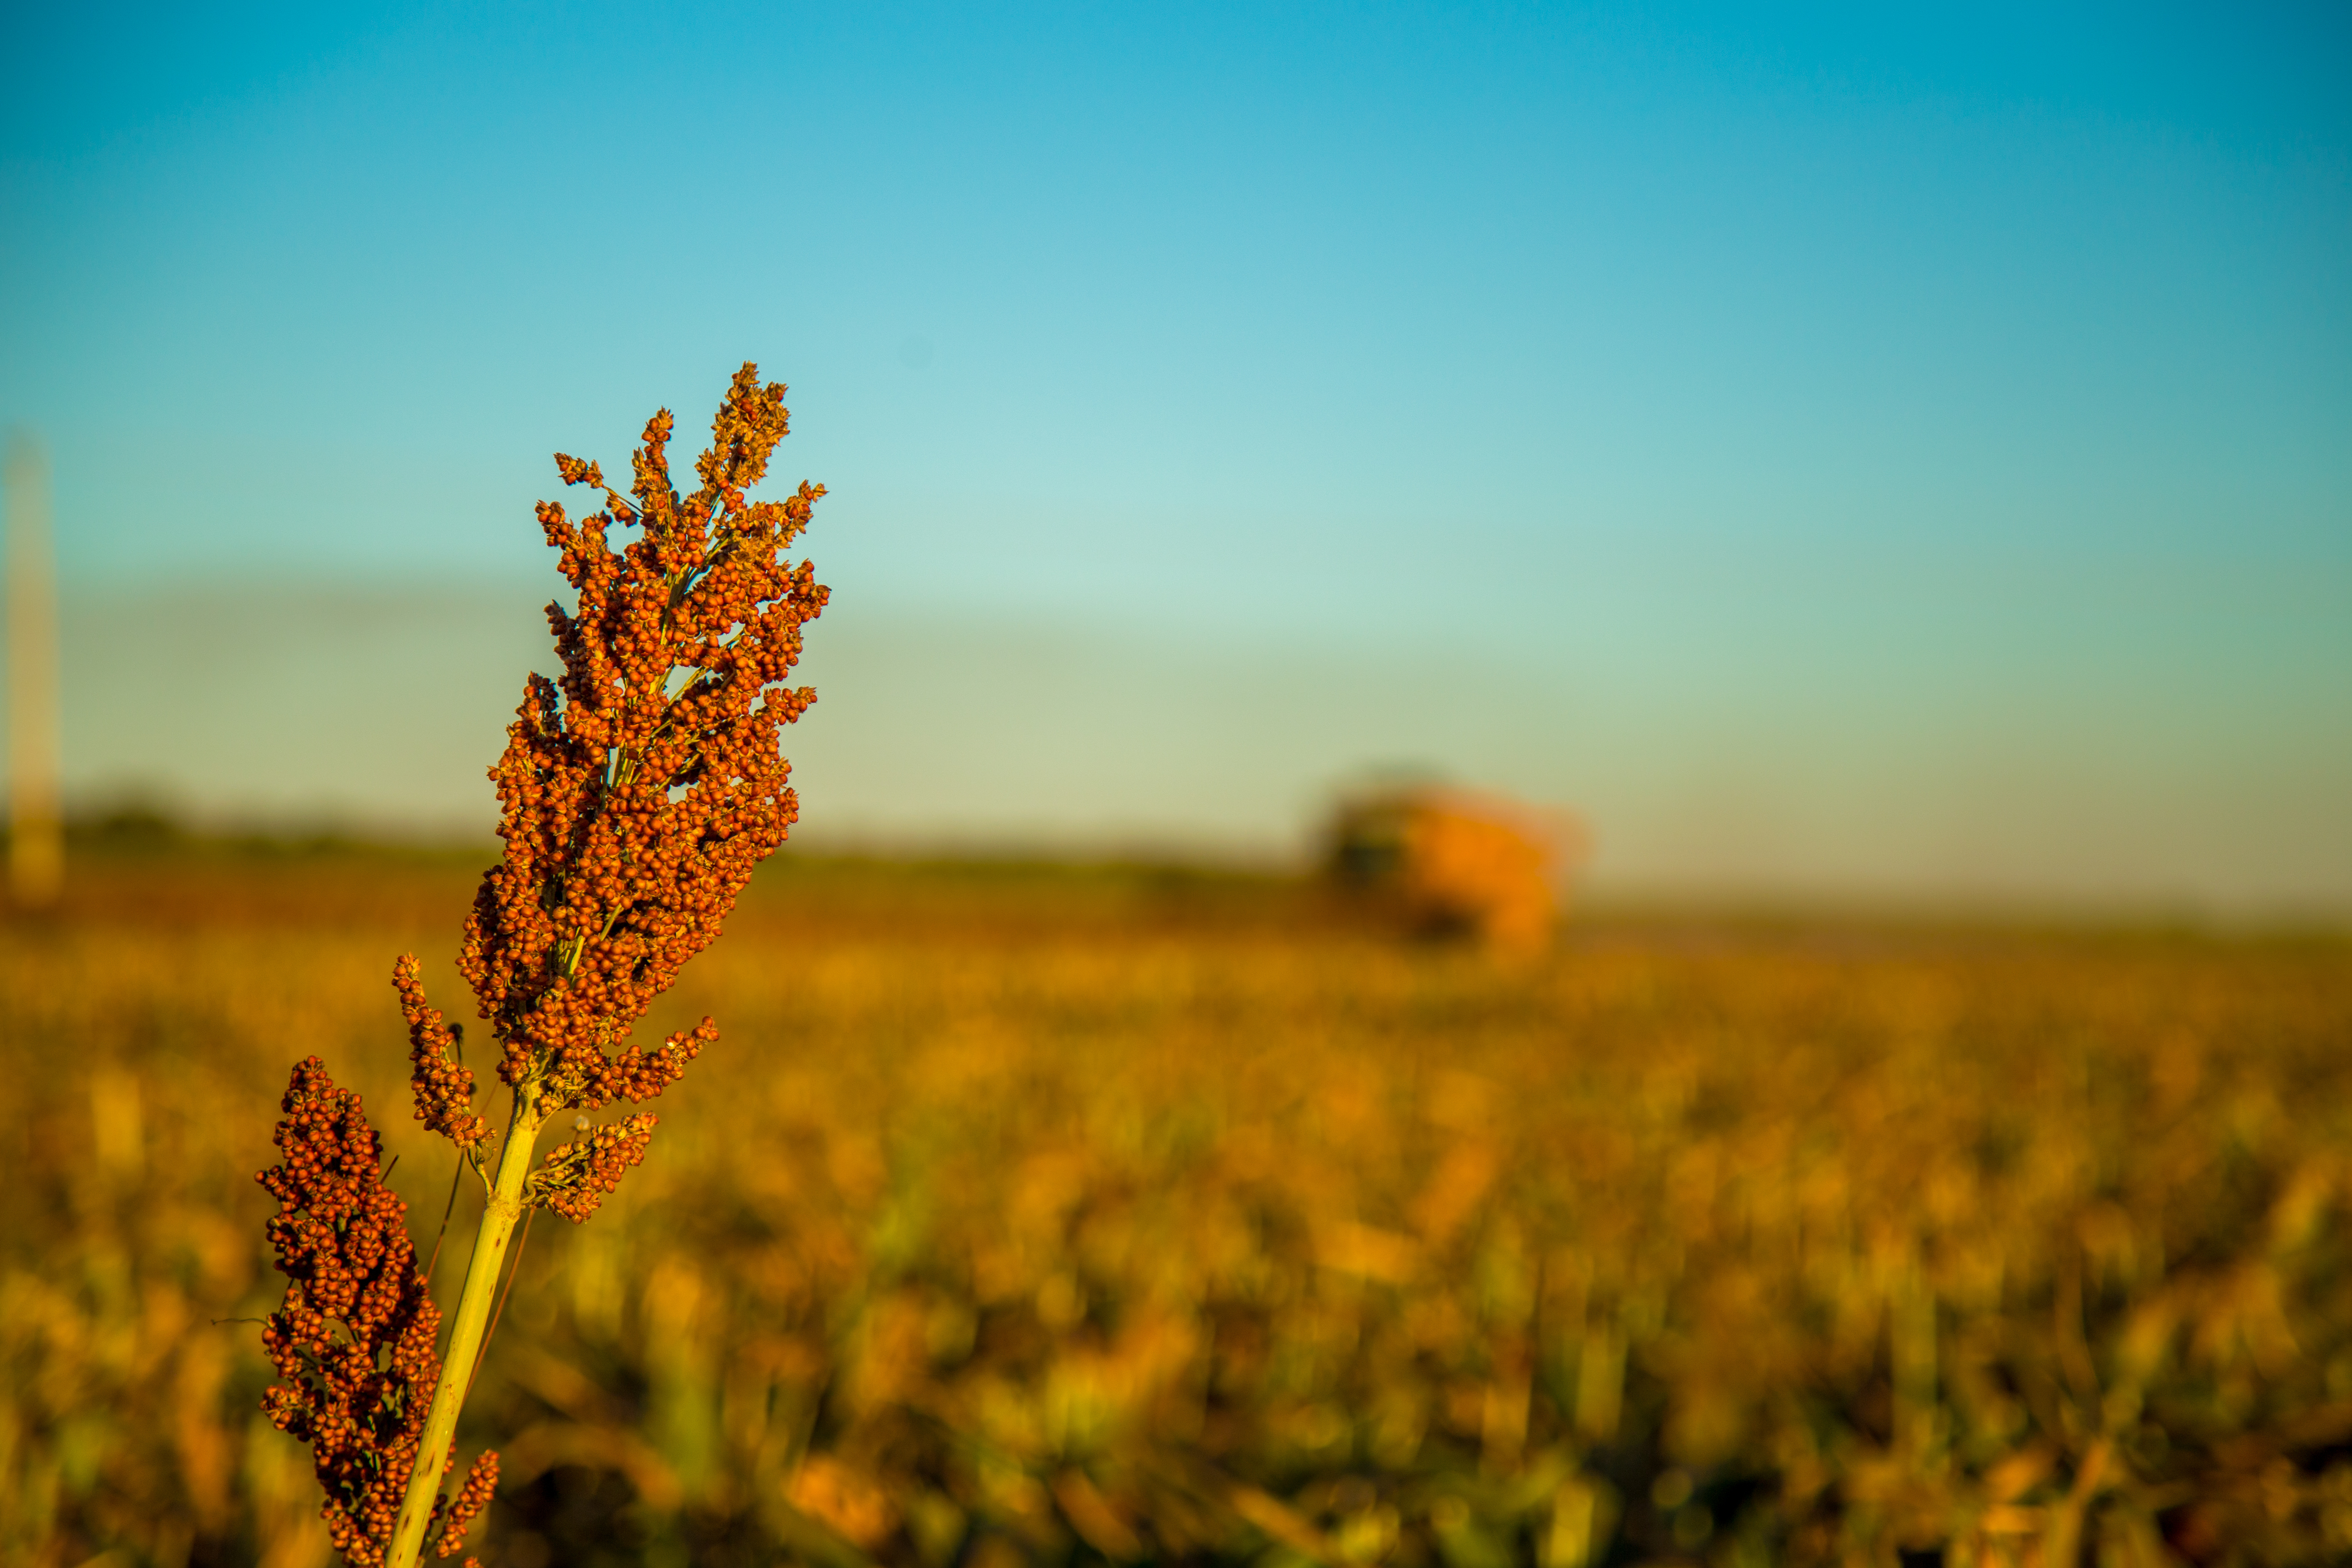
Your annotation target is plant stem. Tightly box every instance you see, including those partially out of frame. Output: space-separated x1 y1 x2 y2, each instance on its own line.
472 1204 536 1387
385 1087 545 1568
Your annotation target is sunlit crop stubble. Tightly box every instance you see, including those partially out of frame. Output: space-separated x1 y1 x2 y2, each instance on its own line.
252 365 827 1568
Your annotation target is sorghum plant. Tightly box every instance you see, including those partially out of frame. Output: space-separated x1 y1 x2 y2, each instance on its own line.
256 364 827 1568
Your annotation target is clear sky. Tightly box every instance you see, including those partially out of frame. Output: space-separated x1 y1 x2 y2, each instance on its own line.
4 3 2348 910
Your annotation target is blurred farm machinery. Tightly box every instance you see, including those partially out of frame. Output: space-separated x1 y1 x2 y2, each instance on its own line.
1326 784 1588 952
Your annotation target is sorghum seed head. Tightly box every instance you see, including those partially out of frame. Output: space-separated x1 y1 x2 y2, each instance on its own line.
257 1058 496 1566
392 363 824 1220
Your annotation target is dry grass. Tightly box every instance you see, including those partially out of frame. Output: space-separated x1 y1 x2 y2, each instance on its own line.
4 843 2350 1567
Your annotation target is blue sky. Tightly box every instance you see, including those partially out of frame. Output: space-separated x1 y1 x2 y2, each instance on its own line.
3 3 2348 907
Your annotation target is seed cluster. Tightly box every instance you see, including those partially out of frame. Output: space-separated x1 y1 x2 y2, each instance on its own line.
527 1113 660 1223
434 1452 499 1562
255 1058 496 1566
393 955 491 1152
395 363 824 1219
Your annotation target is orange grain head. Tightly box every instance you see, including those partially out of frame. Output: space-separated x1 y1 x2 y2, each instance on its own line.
395 361 826 1216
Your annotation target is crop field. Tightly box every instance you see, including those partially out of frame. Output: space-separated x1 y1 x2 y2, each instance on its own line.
3 842 2350 1568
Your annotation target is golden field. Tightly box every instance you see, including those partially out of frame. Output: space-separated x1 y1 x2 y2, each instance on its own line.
3 841 2350 1568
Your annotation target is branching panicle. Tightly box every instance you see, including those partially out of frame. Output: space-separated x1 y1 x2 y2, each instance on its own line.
257 1059 495 1567
526 1113 660 1223
394 956 491 1152
290 365 828 1568
397 361 825 1215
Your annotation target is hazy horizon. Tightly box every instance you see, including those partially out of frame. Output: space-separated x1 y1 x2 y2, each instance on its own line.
28 572 2346 920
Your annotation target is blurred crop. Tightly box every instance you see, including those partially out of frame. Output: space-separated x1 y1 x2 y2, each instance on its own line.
5 842 2351 1567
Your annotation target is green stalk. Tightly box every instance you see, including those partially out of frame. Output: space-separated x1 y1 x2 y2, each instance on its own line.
385 1088 545 1568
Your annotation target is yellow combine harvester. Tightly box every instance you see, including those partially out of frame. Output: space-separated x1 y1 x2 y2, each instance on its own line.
1327 784 1586 952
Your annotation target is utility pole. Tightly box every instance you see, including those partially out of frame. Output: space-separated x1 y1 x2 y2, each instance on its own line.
5 432 62 907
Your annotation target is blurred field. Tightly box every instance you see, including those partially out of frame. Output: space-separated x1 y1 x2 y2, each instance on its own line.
4 841 2351 1568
